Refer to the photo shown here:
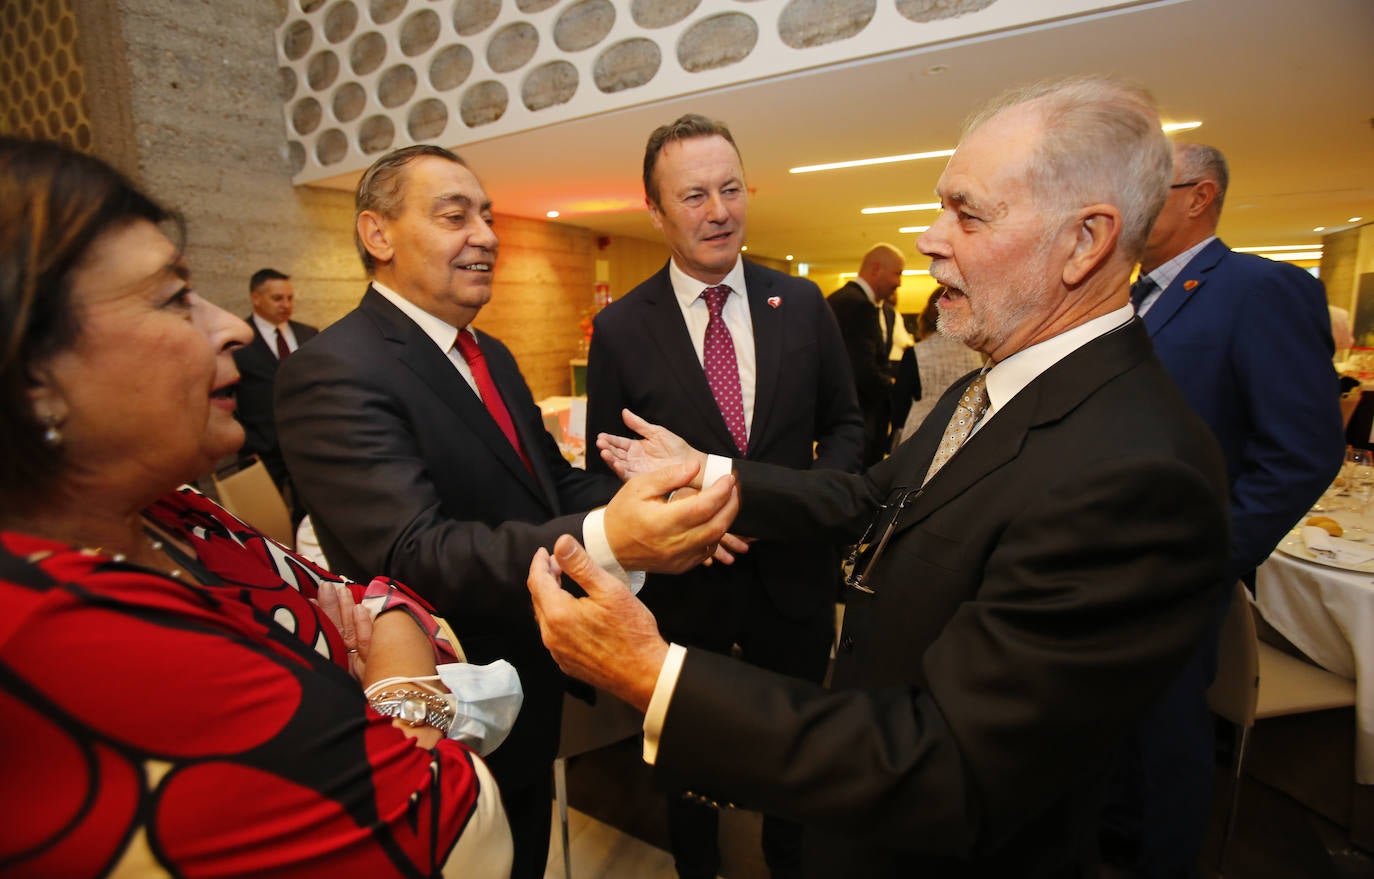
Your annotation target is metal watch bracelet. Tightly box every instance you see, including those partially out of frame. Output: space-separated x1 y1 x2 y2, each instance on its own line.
368 688 454 733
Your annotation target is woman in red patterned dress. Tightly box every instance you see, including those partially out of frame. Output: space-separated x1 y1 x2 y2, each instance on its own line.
0 138 514 877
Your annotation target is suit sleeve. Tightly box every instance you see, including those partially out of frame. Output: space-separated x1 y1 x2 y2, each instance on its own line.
1226 264 1344 578
656 455 1226 857
828 290 890 405
275 340 597 624
811 289 866 472
584 312 627 478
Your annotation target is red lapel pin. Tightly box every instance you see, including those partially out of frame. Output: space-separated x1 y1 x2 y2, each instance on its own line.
1183 280 1199 291
767 296 781 308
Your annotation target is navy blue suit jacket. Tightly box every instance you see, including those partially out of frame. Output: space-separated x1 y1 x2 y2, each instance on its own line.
1141 238 1344 580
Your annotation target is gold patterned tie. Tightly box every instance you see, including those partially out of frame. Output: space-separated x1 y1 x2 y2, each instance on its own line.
922 371 990 485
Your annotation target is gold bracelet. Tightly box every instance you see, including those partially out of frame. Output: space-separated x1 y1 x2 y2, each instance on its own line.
368 688 454 733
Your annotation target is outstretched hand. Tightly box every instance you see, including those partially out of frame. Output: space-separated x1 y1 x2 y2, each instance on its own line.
604 460 739 573
528 535 668 711
597 409 708 484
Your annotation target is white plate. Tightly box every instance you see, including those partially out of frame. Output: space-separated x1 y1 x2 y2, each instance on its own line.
1277 529 1374 573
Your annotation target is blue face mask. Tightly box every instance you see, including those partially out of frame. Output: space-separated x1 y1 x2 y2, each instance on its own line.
436 659 524 757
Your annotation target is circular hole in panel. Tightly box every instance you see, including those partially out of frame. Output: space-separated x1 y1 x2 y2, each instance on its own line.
287 140 306 175
64 68 80 96
454 0 500 37
429 44 473 91
896 0 996 23
62 100 77 127
487 22 538 74
58 12 76 43
369 0 406 25
459 80 508 127
74 123 91 150
358 114 396 154
282 19 313 60
399 8 440 56
554 0 614 52
677 12 757 72
54 46 70 76
46 108 61 134
300 0 327 13
307 49 339 89
522 60 578 111
779 0 874 48
332 81 367 121
593 38 660 93
278 66 298 101
377 64 417 107
50 76 65 105
324 1 359 42
350 31 387 75
407 98 448 140
316 128 349 165
41 21 56 55
516 0 561 11
292 96 323 134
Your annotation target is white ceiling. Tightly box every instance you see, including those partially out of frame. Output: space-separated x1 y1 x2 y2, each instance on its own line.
311 0 1374 277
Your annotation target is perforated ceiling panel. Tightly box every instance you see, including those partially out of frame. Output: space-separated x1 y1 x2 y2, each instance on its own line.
276 0 1136 184
1 0 93 150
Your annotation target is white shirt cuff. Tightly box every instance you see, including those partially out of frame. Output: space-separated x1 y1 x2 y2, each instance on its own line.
582 507 645 595
642 642 688 765
703 454 734 488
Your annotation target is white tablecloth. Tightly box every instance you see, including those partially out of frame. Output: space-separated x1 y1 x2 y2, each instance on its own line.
1256 545 1374 783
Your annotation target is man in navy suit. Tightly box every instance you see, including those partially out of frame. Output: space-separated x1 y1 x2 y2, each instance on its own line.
1101 141 1345 877
232 268 317 505
828 243 905 467
586 114 863 879
276 145 738 879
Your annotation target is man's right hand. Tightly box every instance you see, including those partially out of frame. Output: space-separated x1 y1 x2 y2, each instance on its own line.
596 409 709 485
603 460 738 574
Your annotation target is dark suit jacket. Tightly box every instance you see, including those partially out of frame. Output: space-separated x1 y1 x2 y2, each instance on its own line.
828 281 891 466
232 317 317 486
275 287 619 792
654 319 1230 876
586 260 862 649
1141 238 1343 581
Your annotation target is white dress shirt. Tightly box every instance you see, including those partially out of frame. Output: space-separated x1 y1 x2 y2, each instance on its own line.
666 256 757 439
252 312 301 357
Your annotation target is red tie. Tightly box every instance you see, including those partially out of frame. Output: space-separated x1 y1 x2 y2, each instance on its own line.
274 328 291 360
701 285 748 454
454 331 535 475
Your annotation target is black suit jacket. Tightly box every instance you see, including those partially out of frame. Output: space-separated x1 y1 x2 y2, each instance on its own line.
827 281 892 466
587 260 862 645
655 319 1229 876
232 317 317 485
275 287 619 791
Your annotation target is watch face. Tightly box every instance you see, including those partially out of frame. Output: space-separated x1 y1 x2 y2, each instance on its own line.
399 696 428 725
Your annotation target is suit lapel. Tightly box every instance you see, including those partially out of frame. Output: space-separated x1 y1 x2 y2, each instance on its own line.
361 289 547 505
1142 238 1228 336
477 329 562 511
895 320 1151 531
745 260 783 456
640 265 741 453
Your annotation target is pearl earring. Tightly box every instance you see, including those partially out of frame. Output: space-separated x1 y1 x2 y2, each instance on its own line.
41 414 63 447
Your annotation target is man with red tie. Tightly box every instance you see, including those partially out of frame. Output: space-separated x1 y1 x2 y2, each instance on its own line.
232 268 317 506
275 145 737 879
585 114 863 879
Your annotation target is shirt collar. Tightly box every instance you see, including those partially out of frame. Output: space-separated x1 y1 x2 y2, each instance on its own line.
984 304 1135 414
667 256 748 310
371 281 465 353
251 312 284 337
851 276 878 306
1140 235 1216 292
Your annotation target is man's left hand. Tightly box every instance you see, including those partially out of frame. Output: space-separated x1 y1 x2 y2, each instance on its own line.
528 534 668 712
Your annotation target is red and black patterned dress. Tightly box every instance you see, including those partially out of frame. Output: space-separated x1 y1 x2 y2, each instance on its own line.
0 487 513 878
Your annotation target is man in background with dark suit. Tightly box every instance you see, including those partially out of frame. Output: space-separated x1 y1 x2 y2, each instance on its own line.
531 75 1230 877
828 243 905 467
275 145 738 879
586 113 863 879
232 268 317 508
1100 141 1345 878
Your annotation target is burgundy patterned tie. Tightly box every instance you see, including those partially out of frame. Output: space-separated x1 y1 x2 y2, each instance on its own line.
701 285 748 454
274 327 291 360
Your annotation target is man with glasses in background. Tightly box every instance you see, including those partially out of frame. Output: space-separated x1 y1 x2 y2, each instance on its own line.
526 76 1230 876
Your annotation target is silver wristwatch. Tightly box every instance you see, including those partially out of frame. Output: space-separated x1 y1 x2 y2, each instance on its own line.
368 689 454 733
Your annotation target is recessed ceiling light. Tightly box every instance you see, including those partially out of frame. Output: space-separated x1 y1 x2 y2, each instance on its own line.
898 225 931 234
1314 226 1327 232
902 269 931 276
785 254 794 261
740 245 748 252
1162 121 1203 133
1254 251 1324 262
546 210 560 218
790 149 954 175
1234 245 1324 253
862 202 941 215
1350 217 1364 223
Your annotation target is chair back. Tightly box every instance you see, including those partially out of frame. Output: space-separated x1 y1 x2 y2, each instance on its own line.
211 456 294 548
1207 581 1260 728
